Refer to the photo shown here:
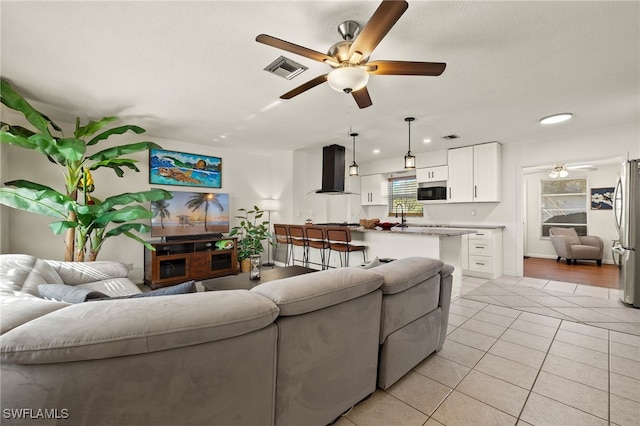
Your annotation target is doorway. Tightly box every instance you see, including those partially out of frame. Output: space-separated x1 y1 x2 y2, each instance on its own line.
520 157 622 288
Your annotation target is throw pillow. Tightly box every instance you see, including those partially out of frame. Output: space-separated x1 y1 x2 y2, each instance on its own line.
39 281 197 303
126 280 197 298
38 284 109 304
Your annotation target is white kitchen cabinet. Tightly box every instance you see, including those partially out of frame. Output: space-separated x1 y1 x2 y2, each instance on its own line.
447 146 474 202
447 142 501 203
416 165 449 183
360 174 388 206
473 142 501 202
461 228 503 279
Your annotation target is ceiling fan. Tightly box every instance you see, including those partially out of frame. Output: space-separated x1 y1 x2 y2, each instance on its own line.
256 0 446 109
524 163 598 177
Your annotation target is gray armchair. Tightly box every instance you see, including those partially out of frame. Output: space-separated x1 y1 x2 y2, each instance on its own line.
549 227 604 265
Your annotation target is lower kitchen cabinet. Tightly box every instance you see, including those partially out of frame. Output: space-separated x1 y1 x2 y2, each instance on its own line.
461 228 503 279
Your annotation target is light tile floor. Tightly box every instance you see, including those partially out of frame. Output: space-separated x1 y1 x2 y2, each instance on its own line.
335 275 640 426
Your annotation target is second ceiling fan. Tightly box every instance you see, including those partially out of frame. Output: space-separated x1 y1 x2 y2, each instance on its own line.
256 0 446 109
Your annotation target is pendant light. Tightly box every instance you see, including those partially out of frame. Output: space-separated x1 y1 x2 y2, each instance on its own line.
404 117 416 169
349 132 359 176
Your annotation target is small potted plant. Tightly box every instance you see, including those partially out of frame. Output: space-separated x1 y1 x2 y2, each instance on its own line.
229 206 274 272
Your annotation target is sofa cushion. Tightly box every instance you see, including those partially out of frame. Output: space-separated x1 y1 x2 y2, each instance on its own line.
370 257 444 295
550 227 581 245
0 255 64 297
571 245 601 259
379 274 441 343
0 296 69 335
1 290 280 364
251 267 383 316
44 260 130 284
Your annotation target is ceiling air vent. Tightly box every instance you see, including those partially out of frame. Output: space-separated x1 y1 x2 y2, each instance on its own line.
264 56 308 80
441 134 460 140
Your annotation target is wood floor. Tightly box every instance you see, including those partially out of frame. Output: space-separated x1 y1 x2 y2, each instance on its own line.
523 257 619 289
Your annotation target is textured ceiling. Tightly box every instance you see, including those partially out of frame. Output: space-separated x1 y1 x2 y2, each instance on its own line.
1 1 638 162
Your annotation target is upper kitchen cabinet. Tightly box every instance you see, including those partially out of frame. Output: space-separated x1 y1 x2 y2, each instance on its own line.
473 142 501 202
447 147 474 202
447 142 501 203
361 174 388 206
416 165 449 183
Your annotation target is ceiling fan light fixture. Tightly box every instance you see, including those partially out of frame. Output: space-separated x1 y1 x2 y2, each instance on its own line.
404 117 416 169
327 66 369 93
540 113 573 125
549 164 569 178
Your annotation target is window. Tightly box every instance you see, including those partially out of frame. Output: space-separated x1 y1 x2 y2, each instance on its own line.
387 176 423 217
540 178 588 237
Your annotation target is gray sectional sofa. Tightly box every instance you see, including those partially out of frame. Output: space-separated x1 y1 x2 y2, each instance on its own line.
0 254 453 426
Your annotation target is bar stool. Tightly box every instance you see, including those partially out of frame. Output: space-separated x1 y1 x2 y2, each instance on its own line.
273 224 292 266
305 225 330 270
287 225 309 266
326 226 367 268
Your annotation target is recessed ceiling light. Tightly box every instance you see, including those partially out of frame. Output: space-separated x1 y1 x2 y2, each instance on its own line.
423 138 431 144
540 113 573 125
373 149 380 154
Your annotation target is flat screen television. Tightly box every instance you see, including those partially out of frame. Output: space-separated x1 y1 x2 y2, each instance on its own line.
150 190 230 239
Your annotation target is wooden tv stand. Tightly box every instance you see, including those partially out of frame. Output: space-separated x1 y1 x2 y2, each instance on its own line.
144 237 238 289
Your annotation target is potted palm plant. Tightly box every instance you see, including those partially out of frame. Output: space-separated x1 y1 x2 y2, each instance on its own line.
228 206 274 272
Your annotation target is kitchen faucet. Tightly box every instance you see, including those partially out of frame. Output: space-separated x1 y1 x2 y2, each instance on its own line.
395 203 407 227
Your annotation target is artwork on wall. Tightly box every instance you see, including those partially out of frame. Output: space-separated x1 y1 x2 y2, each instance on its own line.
149 149 221 188
591 187 614 210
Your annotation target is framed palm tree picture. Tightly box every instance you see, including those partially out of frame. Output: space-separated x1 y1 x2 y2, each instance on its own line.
149 149 222 188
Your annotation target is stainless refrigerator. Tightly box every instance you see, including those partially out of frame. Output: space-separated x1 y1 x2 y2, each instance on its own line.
613 159 640 307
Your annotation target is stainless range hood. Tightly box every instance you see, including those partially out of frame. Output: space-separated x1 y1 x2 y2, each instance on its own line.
311 144 359 195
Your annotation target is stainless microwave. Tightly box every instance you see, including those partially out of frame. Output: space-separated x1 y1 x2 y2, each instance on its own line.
417 186 447 201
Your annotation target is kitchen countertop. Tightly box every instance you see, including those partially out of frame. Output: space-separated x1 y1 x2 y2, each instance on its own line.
404 223 506 230
352 227 475 237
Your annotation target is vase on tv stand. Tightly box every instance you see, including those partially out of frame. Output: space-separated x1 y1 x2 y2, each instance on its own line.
249 255 261 280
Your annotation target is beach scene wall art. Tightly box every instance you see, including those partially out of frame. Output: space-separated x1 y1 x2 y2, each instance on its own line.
149 149 221 188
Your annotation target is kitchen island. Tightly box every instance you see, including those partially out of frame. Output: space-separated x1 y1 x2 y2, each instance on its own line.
351 226 472 268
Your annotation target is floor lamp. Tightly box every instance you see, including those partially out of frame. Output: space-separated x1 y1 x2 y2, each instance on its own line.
261 199 279 267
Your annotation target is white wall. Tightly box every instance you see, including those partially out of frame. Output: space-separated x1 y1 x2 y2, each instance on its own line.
524 164 620 263
0 114 294 281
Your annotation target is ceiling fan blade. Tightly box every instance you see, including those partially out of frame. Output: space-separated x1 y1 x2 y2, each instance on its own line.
348 0 408 63
351 86 373 109
367 60 446 76
256 34 334 63
280 74 328 99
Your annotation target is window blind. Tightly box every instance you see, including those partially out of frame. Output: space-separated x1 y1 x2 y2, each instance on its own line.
387 176 423 217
